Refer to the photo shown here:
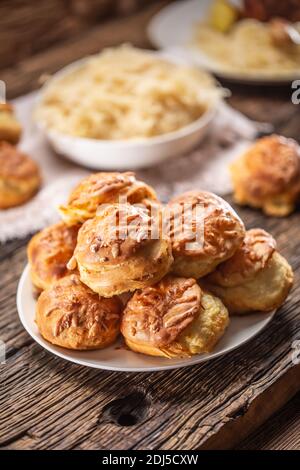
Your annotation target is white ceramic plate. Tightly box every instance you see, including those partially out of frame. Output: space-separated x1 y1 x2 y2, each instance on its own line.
34 50 217 170
17 265 276 372
148 0 300 85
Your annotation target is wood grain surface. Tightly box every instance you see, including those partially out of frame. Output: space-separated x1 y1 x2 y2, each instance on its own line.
0 0 300 450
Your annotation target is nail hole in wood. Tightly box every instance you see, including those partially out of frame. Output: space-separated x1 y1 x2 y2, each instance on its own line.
100 390 151 427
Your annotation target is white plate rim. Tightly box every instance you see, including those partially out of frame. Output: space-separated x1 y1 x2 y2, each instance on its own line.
17 264 276 372
147 0 300 85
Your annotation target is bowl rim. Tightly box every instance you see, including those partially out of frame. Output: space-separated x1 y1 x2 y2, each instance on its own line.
34 49 220 147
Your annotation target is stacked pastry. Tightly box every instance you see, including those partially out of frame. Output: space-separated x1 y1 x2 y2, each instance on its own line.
28 170 294 358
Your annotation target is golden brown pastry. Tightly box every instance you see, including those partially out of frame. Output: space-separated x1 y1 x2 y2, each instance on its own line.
230 135 300 216
69 203 173 297
36 274 122 350
27 222 79 292
0 103 22 144
59 171 158 225
203 228 294 314
121 276 229 358
0 141 41 209
166 190 245 278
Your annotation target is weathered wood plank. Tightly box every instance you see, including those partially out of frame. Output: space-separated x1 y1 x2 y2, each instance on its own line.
0 1 170 99
0 198 299 450
237 393 300 450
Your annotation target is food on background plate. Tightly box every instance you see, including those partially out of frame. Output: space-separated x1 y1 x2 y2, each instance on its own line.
0 103 22 144
69 203 173 297
35 45 222 140
27 222 80 292
121 276 229 358
59 171 158 225
166 190 245 278
36 274 122 350
230 134 300 216
192 0 300 78
203 229 294 314
0 141 41 209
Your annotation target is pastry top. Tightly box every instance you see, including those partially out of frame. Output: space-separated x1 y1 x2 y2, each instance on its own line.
0 141 40 181
167 190 245 258
206 228 277 287
59 171 157 224
28 222 79 290
72 203 164 269
233 135 300 197
0 103 22 144
37 274 122 340
121 276 202 348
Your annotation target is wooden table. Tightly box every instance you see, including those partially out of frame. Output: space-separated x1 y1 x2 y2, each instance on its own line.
0 2 300 450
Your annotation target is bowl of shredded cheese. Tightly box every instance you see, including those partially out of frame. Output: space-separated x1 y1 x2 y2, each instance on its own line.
35 45 222 169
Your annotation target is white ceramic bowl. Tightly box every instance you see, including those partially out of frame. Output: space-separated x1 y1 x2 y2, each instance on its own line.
35 52 217 170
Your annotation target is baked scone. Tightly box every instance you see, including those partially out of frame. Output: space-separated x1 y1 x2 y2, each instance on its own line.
69 203 173 297
27 221 79 292
230 135 300 216
121 276 229 358
59 171 158 225
0 142 41 209
36 274 122 350
166 190 245 278
0 103 22 144
203 228 294 314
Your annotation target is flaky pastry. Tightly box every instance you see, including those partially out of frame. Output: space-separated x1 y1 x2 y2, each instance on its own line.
59 171 158 225
121 276 229 358
166 190 245 278
230 135 300 216
69 203 173 297
36 274 122 350
0 103 22 144
28 222 79 292
0 141 41 209
203 228 294 314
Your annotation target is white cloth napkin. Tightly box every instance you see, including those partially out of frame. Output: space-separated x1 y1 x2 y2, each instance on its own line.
0 92 259 243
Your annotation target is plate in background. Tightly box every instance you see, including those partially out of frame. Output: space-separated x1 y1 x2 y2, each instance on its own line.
17 264 276 372
148 0 300 85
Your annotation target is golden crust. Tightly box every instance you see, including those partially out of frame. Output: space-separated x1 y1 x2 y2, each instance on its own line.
0 142 41 208
206 228 277 287
71 203 173 297
121 277 229 358
203 252 294 315
59 171 158 225
0 103 22 144
36 274 122 350
166 190 245 278
231 135 300 216
27 222 79 292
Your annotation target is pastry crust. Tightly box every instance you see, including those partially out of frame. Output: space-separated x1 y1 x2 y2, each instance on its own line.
36 274 122 350
59 171 158 225
71 203 173 297
0 142 41 208
166 190 245 278
230 135 300 216
28 222 79 292
121 276 229 358
203 229 294 314
0 103 22 144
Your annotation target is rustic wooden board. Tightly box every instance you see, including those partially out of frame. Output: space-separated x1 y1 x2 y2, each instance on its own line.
0 0 300 450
